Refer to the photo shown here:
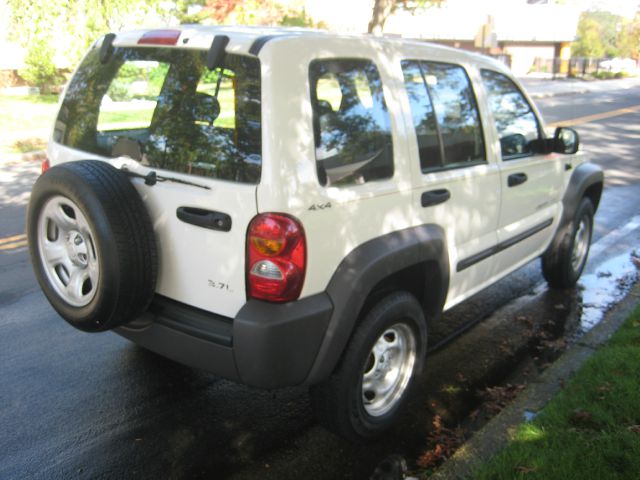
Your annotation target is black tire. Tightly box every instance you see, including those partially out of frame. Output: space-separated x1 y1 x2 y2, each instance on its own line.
542 197 594 289
310 292 427 441
27 160 157 332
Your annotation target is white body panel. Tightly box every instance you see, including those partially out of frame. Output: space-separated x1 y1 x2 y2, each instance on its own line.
49 26 583 318
47 145 257 318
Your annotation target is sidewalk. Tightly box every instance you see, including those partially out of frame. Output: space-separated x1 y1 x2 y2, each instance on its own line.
519 76 640 99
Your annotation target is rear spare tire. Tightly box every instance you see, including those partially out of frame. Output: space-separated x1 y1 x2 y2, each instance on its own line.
27 160 157 332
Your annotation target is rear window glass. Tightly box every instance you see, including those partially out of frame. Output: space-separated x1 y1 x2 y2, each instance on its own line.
54 46 261 184
310 59 394 187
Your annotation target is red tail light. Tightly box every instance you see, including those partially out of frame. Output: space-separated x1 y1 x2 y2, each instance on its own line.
247 213 306 303
41 157 50 174
138 30 181 46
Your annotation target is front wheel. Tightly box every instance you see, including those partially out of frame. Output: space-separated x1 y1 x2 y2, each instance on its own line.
542 197 594 288
310 292 427 441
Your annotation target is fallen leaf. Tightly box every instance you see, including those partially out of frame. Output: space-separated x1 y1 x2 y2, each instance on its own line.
516 465 538 474
569 409 596 429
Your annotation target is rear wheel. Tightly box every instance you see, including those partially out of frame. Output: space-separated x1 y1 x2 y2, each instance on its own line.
542 197 594 288
310 292 427 441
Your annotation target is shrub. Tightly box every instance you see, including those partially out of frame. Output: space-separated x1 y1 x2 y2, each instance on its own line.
19 40 64 93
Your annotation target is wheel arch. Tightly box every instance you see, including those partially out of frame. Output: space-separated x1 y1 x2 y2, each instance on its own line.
544 162 603 265
305 223 449 385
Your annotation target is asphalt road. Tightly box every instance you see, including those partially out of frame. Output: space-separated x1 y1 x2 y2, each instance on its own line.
1 84 640 480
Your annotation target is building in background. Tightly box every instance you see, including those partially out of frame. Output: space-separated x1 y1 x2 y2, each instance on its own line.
383 0 581 75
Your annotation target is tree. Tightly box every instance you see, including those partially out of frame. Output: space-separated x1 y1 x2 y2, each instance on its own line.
572 15 606 58
572 10 626 58
368 0 445 35
7 0 164 87
5 0 322 89
617 13 640 59
200 0 323 28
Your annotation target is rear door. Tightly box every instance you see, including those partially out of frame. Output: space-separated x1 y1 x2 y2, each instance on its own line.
51 45 262 317
400 60 501 308
479 69 563 275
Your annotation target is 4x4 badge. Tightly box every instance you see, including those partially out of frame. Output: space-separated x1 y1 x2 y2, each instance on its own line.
308 202 331 211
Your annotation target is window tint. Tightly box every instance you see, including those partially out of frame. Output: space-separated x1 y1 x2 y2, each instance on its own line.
401 60 485 172
481 69 541 160
97 61 169 132
310 59 393 186
401 61 442 171
56 47 261 184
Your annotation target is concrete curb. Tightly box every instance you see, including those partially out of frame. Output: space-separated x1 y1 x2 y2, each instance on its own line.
430 281 640 480
528 88 592 99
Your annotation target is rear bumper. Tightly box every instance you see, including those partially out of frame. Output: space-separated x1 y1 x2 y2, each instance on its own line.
116 293 333 388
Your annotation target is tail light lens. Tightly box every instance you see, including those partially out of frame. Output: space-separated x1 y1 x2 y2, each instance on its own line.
247 213 306 303
41 158 50 174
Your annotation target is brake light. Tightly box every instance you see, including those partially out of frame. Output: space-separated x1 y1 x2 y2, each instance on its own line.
138 30 181 46
41 158 50 174
247 213 306 303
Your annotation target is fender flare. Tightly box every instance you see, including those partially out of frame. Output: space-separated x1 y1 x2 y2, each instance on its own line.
545 162 603 261
305 224 449 384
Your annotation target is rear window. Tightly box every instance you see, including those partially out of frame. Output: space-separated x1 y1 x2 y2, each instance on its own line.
54 46 261 184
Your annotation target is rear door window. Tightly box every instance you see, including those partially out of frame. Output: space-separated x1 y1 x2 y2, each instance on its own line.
55 47 261 184
310 59 394 187
401 60 486 172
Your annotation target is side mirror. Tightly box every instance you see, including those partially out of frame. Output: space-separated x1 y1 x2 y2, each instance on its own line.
554 127 579 154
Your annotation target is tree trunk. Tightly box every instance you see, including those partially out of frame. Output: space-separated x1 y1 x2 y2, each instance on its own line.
368 0 397 35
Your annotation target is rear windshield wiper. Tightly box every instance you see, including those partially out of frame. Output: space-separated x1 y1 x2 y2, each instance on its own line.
120 166 211 190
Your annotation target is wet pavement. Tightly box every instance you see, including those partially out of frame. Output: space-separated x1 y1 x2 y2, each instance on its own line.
2 85 640 479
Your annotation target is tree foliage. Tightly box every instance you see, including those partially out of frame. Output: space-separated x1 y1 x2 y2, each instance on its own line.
6 0 321 88
573 10 640 59
368 0 445 34
7 0 163 86
202 0 323 27
617 13 640 59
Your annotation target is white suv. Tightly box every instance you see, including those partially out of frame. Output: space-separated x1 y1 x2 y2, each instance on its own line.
27 26 603 440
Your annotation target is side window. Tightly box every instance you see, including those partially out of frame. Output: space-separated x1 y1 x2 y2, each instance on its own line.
401 61 442 171
401 60 485 172
310 59 394 187
481 69 541 160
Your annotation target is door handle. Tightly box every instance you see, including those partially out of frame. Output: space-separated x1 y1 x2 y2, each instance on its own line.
508 172 528 187
176 207 232 232
421 189 451 207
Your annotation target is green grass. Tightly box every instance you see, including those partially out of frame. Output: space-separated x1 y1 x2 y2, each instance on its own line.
0 94 59 132
473 306 640 479
0 94 59 154
0 91 237 154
